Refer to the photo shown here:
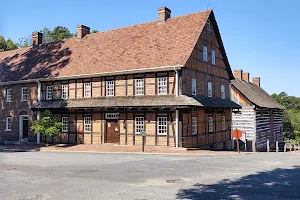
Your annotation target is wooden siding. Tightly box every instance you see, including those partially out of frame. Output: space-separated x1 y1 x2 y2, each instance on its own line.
232 107 256 141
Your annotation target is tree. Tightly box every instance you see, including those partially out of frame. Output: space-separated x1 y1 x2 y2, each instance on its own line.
50 26 74 41
31 110 62 144
0 35 18 52
91 30 99 33
17 35 32 48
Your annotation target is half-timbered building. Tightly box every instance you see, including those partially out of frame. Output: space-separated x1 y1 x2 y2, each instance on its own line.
231 70 284 151
0 7 240 148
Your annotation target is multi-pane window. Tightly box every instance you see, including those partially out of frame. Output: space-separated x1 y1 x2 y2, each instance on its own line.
21 87 28 101
192 117 197 135
6 88 12 102
84 82 91 98
208 116 214 132
203 44 208 62
106 80 114 96
157 77 167 94
135 117 144 134
157 117 167 135
207 20 211 31
222 116 226 130
212 50 216 65
62 117 68 132
61 84 68 99
135 79 144 95
221 85 225 99
46 85 53 100
192 78 197 95
84 117 91 132
6 117 12 131
208 82 212 97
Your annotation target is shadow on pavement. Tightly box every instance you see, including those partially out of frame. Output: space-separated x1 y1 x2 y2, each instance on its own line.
0 144 76 153
176 166 300 200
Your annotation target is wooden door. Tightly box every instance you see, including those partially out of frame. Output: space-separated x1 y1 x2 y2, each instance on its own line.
106 120 119 143
23 119 29 138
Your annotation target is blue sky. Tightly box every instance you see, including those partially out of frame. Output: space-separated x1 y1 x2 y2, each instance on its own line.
1 0 299 96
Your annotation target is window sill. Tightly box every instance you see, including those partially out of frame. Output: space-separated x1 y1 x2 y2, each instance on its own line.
5 129 12 132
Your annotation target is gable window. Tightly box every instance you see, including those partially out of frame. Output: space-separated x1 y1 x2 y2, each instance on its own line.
221 85 225 99
157 77 167 94
135 117 144 134
192 117 197 135
157 117 167 135
106 80 115 96
203 44 208 62
61 84 68 99
192 78 197 95
208 82 212 97
6 88 12 102
222 116 226 130
5 116 12 131
84 82 91 98
46 85 53 100
135 79 144 95
84 117 92 132
208 116 214 132
21 87 28 102
212 50 216 65
62 117 68 132
207 20 211 31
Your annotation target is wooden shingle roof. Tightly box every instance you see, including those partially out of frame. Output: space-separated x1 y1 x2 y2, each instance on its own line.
0 10 214 83
231 79 284 109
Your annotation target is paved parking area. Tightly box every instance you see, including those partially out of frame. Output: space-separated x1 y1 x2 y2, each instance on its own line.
1 151 300 200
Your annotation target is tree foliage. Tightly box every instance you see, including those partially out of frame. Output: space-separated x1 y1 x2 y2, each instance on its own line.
0 35 18 52
272 92 300 141
31 110 62 139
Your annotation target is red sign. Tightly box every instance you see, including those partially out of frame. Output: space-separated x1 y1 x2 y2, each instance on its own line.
232 129 242 139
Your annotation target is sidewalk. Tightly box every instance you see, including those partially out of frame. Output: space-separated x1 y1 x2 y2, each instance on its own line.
0 144 248 156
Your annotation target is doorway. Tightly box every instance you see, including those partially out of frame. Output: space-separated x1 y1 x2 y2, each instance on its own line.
105 120 119 143
19 115 29 139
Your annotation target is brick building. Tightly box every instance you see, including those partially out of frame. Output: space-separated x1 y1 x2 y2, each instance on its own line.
231 70 284 151
0 7 240 148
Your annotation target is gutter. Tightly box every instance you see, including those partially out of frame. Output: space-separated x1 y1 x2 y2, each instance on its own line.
0 65 183 86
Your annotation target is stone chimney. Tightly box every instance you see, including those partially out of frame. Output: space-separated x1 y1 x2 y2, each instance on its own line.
32 32 43 47
234 69 243 79
242 72 250 82
158 7 171 22
77 25 90 39
252 77 261 87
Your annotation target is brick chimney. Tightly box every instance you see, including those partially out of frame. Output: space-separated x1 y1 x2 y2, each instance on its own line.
242 72 250 82
77 25 90 39
32 32 43 47
158 7 171 22
234 69 243 79
252 77 261 87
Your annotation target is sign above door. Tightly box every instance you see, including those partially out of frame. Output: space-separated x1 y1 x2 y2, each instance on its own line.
105 113 119 120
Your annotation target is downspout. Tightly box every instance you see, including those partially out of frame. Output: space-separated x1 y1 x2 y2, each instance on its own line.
36 80 41 144
174 68 179 147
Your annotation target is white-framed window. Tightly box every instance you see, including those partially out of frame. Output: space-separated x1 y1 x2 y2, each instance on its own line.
203 44 208 62
192 117 197 135
207 20 211 31
5 116 12 131
46 85 53 100
208 82 212 97
62 117 68 132
21 87 28 101
221 85 225 99
222 116 226 130
135 117 144 134
157 77 167 94
192 78 197 95
157 117 167 135
208 116 214 132
106 80 114 96
84 117 92 132
6 88 12 102
212 50 216 65
84 82 91 98
135 79 144 95
61 84 68 99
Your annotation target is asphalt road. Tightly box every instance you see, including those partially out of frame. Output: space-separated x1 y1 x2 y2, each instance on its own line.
1 151 300 200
